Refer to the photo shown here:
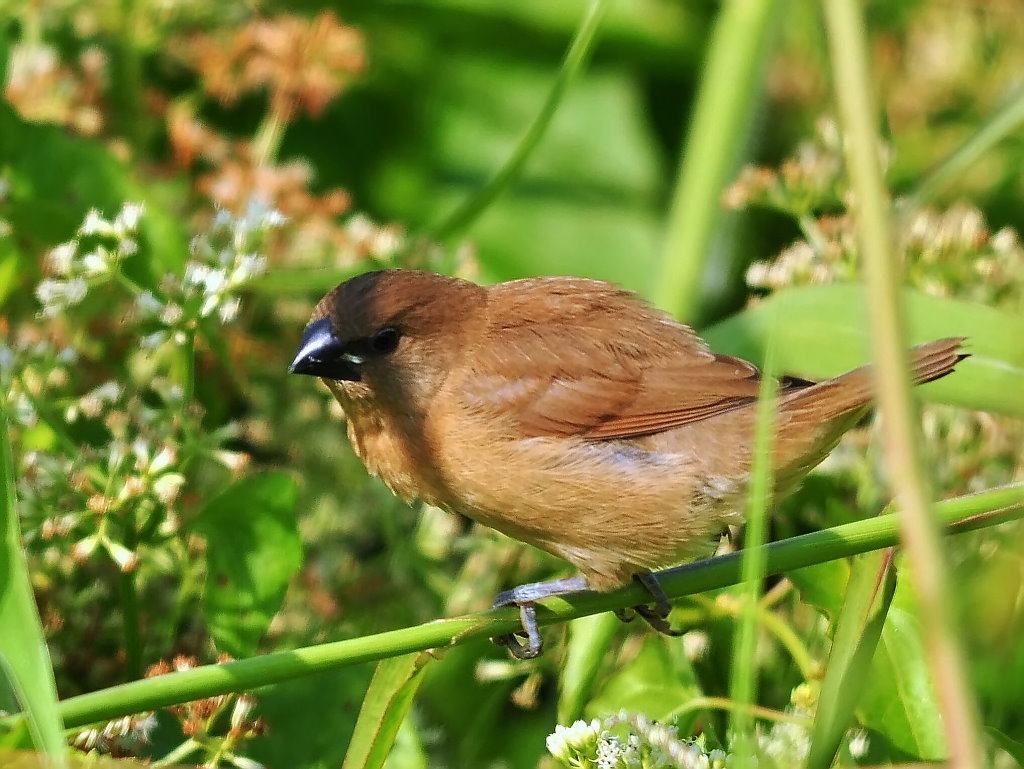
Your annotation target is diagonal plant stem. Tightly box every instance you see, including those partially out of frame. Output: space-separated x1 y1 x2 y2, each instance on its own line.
2 483 1018 733
905 84 1024 209
427 0 609 243
822 1 983 766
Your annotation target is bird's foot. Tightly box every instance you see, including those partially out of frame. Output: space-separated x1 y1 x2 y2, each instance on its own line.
491 576 591 659
614 571 683 637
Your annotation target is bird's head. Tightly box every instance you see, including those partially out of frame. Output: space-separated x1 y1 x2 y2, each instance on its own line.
289 269 486 406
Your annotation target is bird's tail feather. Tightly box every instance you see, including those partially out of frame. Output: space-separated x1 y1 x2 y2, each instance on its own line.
785 337 967 421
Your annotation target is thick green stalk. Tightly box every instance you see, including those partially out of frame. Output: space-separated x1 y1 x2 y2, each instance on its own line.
822 1 983 766
653 0 781 322
5 483 1018 732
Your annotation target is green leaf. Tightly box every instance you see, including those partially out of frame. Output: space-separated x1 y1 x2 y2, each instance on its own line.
806 549 896 769
0 402 68 763
703 284 1024 417
787 529 947 760
342 652 434 769
586 635 702 731
558 612 620 724
858 573 947 760
190 472 301 657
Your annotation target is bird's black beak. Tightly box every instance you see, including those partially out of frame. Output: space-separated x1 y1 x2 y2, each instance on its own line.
289 317 361 381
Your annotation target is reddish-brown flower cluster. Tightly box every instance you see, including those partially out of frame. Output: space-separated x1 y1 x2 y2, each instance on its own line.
175 11 365 122
4 43 107 135
146 655 267 742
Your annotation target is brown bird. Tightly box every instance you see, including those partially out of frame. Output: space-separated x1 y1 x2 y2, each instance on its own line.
290 269 965 657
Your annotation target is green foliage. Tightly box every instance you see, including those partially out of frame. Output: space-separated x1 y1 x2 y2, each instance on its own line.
1 1 1023 768
190 472 301 658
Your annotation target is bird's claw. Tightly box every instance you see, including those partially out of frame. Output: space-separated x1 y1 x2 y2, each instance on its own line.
491 575 591 659
492 604 543 659
612 571 682 636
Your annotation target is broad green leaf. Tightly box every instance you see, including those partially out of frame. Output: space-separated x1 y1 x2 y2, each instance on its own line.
586 635 702 731
558 612 620 724
858 574 947 760
388 52 663 293
703 284 1024 417
190 472 301 657
0 404 67 763
788 536 947 760
806 550 896 769
342 652 434 769
788 559 850 620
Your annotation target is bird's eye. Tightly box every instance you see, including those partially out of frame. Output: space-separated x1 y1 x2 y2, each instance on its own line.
370 327 401 355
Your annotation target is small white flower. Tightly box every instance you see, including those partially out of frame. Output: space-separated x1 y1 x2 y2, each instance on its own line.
65 277 88 304
153 473 185 504
547 719 601 763
847 729 869 758
47 241 78 275
212 207 233 230
201 267 228 295
140 330 168 349
149 445 177 475
264 208 288 228
118 237 139 256
991 226 1018 254
230 254 267 284
105 539 139 572
160 302 184 325
114 202 145 233
72 535 99 561
199 294 220 317
135 290 164 316
218 296 241 324
80 247 112 275
184 262 211 286
79 208 114 237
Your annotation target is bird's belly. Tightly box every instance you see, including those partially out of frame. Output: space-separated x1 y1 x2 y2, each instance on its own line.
440 435 746 590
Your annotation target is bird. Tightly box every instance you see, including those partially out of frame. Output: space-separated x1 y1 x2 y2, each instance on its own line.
289 269 966 657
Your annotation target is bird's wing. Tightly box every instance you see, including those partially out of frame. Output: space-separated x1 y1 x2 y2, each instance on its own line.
456 277 771 440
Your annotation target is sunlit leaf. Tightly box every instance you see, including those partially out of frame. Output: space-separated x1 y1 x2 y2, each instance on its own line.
190 472 301 657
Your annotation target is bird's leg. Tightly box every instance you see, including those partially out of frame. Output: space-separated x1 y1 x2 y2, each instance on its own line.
618 571 683 637
491 575 591 659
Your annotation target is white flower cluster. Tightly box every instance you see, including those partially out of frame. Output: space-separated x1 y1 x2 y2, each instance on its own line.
547 712 729 769
133 201 284 348
36 202 145 317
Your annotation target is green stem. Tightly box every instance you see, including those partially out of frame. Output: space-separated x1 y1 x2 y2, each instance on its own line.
152 738 202 767
754 603 816 682
252 107 287 169
823 2 983 767
180 331 196 404
666 696 809 728
730 340 777 761
427 0 609 243
905 85 1024 208
8 482 1018 732
652 0 782 322
118 569 143 681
